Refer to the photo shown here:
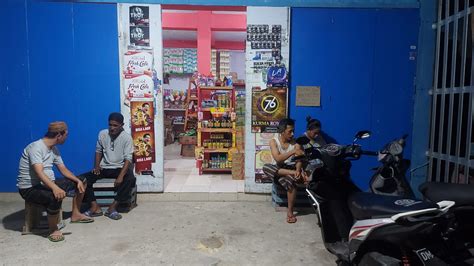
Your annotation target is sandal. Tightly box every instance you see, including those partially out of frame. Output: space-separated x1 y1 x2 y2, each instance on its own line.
287 214 297 224
48 232 65 242
104 210 122 220
84 210 103 217
70 217 94 224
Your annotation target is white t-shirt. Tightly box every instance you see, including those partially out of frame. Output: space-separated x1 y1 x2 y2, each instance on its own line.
271 135 296 166
96 129 133 169
17 139 64 189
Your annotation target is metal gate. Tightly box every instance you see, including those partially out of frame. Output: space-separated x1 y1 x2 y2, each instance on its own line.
429 0 474 183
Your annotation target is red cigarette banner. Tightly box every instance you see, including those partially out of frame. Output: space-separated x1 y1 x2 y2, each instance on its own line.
130 100 155 174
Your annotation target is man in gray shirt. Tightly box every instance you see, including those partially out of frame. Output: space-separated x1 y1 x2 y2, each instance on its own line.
81 113 136 220
18 121 94 242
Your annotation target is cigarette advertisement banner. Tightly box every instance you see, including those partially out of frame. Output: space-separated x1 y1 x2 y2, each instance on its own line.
251 87 288 133
130 100 155 174
255 144 274 183
129 6 150 47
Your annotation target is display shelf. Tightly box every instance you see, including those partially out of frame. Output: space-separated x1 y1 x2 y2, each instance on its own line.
199 86 233 91
197 84 236 175
199 128 234 133
201 107 233 112
201 168 231 172
164 108 186 111
202 148 230 153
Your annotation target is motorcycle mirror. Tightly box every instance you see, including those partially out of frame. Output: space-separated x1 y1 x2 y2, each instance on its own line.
353 130 371 144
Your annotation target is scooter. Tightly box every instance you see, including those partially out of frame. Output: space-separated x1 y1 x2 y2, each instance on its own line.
367 134 474 261
300 131 467 265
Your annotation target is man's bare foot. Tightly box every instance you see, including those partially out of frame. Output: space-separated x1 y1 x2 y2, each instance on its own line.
48 230 64 242
70 213 94 223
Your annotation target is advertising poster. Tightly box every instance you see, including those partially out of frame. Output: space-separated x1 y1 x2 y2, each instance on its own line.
255 132 276 146
123 50 153 76
129 6 150 47
251 87 288 133
124 74 154 99
131 100 155 174
255 145 273 183
130 26 150 47
129 6 149 26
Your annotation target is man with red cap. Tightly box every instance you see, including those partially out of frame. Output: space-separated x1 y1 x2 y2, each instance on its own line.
17 121 94 242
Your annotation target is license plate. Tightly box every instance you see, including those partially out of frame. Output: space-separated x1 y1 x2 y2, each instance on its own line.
414 248 436 265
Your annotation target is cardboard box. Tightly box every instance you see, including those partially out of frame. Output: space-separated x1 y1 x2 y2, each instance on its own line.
179 135 197 145
232 166 244 180
181 144 195 157
164 119 173 127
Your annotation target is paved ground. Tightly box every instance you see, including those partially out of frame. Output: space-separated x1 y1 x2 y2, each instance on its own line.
0 193 335 265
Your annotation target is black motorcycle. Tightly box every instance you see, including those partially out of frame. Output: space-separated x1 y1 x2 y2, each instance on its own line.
368 134 474 263
299 131 470 265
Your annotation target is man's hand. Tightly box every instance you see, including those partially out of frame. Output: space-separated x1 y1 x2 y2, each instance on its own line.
92 167 101 175
53 187 66 200
292 169 302 181
302 170 310 184
76 181 86 194
295 149 305 157
114 177 124 187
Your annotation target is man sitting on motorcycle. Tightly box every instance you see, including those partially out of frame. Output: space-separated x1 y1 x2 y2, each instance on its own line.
262 118 307 223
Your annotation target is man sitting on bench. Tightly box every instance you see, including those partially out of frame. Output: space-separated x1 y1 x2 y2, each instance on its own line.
17 121 94 242
262 118 307 224
81 112 136 220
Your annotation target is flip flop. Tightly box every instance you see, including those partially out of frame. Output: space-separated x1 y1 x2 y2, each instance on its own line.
70 217 94 224
84 210 103 217
104 210 122 220
287 215 297 224
48 233 65 242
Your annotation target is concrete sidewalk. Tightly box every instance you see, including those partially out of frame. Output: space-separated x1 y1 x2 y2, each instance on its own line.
0 193 335 265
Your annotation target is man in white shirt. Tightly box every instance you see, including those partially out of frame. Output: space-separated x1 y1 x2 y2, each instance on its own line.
17 121 94 242
81 113 136 220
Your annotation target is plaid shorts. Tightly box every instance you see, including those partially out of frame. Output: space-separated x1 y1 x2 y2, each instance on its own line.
262 163 297 191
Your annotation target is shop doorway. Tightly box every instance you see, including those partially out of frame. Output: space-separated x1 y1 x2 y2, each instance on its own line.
162 5 246 192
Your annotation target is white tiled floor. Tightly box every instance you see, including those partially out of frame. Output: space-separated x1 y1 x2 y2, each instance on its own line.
164 142 244 192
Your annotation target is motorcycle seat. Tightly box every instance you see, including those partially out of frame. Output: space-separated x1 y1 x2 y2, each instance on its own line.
419 182 474 206
348 192 438 220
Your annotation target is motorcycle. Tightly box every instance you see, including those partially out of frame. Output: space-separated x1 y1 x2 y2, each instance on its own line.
367 134 474 261
298 131 467 265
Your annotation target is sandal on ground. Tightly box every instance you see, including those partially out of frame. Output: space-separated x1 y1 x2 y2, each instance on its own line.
70 217 94 224
104 210 122 220
84 210 103 217
287 214 297 224
48 232 65 242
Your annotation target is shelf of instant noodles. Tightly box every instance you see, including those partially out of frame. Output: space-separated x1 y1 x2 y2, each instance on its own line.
271 182 311 209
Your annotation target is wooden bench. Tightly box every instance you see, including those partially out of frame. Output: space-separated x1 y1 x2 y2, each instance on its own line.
22 201 64 235
81 178 137 213
271 182 311 211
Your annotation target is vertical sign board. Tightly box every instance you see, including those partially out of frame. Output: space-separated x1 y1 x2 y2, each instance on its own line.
118 4 164 192
245 7 290 187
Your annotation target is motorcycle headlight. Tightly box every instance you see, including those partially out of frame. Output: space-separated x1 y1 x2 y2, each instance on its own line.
388 142 403 156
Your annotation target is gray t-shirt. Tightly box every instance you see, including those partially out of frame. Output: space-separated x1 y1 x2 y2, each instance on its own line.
96 129 133 169
17 139 64 189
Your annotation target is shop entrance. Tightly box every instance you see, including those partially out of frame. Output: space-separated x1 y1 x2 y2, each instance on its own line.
162 5 246 192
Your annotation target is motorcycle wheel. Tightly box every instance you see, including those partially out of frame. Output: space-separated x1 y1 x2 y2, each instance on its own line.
336 259 350 266
358 252 400 266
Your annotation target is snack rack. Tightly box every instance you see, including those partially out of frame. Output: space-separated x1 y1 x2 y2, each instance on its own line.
196 86 236 175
